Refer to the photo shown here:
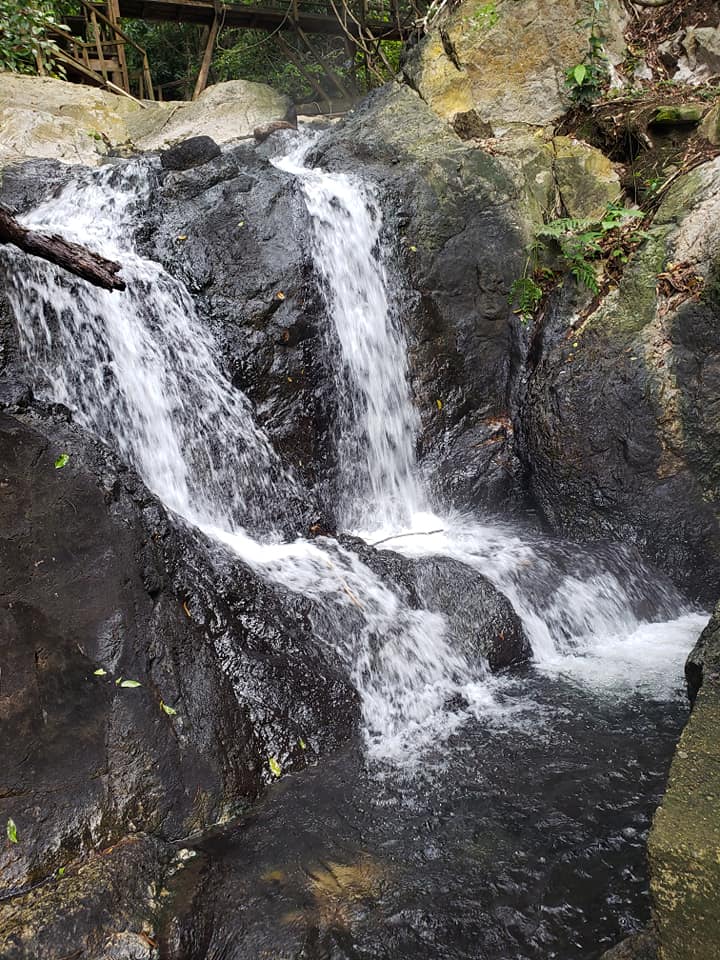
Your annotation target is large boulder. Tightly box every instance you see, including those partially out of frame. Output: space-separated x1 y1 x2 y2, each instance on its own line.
0 407 358 957
402 0 627 133
339 536 530 670
521 157 720 603
0 74 292 169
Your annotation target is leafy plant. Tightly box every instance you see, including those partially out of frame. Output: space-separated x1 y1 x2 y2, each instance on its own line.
0 0 68 77
566 0 609 104
509 276 543 324
510 204 648 321
467 2 499 33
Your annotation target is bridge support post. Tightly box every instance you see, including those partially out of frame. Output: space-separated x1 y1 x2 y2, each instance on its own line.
193 8 220 100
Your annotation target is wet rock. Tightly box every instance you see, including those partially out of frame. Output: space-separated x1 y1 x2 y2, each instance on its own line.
0 406 358 954
0 835 169 960
254 120 297 142
521 157 720 602
338 536 530 670
686 600 720 703
160 135 221 171
143 141 337 503
648 603 720 960
600 928 659 960
402 0 627 132
413 555 530 669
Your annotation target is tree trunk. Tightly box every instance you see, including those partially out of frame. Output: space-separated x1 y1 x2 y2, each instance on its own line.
0 206 126 292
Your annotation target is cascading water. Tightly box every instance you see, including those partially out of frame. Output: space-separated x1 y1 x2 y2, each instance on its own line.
2 139 706 768
274 137 423 532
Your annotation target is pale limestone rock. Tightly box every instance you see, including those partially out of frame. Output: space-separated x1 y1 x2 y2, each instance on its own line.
403 0 628 131
0 73 291 168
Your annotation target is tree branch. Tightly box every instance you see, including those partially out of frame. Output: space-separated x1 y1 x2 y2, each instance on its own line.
0 206 126 292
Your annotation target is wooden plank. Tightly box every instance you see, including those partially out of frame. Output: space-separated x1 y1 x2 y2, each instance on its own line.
276 33 332 105
295 24 351 97
192 11 219 99
117 0 402 39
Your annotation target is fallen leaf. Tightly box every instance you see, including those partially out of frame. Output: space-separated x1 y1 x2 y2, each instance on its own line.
54 453 70 469
93 668 107 676
269 756 282 778
276 291 286 301
436 399 443 411
160 700 177 716
177 235 188 241
119 679 142 688
7 818 18 844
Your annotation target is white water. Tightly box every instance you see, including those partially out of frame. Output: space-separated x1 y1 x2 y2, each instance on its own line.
274 137 423 530
2 145 706 763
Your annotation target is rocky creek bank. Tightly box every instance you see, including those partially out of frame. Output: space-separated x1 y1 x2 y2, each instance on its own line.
1 0 720 954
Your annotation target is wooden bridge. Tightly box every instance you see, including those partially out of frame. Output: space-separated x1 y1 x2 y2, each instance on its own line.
45 0 421 105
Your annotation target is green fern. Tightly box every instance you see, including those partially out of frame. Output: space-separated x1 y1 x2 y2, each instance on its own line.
509 277 543 324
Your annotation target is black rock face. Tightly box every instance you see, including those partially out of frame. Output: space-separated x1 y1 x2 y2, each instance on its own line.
160 136 222 171
520 280 720 605
0 407 358 955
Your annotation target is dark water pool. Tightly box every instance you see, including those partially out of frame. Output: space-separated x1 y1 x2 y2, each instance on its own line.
160 668 686 960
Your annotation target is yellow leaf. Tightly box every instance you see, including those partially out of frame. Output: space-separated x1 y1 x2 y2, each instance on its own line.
269 756 282 778
436 399 443 410
276 291 286 301
177 235 187 241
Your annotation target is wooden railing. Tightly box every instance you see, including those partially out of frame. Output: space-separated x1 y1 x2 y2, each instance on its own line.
42 0 154 101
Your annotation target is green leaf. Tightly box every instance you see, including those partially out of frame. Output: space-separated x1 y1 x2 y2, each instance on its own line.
268 756 282 778
7 818 18 844
57 867 65 877
93 668 107 676
573 63 587 86
298 737 307 750
119 679 141 688
54 453 69 469
160 700 177 716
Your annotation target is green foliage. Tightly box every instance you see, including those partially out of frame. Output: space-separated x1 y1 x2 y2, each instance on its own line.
510 204 647 321
508 276 543 324
6 818 18 844
0 0 68 76
536 204 645 295
566 0 609 104
54 452 69 469
467 2 499 33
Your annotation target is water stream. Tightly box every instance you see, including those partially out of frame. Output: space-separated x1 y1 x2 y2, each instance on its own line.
2 138 708 957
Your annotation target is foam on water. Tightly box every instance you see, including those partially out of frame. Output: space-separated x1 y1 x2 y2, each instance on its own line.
2 142 706 765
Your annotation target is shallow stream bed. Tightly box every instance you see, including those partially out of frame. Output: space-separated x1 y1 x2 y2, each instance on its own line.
164 668 688 960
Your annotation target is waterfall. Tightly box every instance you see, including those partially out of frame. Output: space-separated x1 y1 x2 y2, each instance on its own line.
274 137 423 533
2 144 705 764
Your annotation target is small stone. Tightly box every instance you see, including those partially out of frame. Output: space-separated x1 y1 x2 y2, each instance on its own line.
649 105 705 128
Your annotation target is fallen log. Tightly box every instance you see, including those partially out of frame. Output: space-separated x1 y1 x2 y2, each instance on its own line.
0 206 126 292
